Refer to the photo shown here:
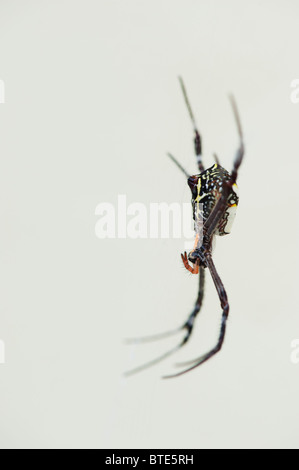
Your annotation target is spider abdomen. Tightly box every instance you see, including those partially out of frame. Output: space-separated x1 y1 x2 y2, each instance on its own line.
188 163 239 236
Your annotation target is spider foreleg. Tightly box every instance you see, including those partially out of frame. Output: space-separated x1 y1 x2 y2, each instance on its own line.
228 94 244 184
167 152 190 178
178 76 204 173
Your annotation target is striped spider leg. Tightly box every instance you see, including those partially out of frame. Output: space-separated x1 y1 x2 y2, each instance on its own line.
125 78 244 378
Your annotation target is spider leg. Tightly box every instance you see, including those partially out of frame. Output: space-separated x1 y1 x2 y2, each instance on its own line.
124 266 205 376
178 76 204 173
167 152 190 178
228 94 244 184
201 100 244 242
125 325 184 344
124 343 186 376
163 256 228 379
213 153 220 165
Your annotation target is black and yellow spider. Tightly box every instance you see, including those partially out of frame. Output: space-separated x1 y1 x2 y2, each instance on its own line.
126 78 244 378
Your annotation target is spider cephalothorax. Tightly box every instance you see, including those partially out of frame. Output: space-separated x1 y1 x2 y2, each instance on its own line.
126 77 244 378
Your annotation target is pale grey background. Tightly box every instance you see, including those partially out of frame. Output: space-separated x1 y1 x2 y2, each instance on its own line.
0 0 298 449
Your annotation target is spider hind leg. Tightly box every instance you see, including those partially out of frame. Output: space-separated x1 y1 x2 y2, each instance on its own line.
163 256 229 379
124 267 205 376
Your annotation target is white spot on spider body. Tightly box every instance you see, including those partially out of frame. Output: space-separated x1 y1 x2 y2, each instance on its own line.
216 204 237 235
215 183 239 235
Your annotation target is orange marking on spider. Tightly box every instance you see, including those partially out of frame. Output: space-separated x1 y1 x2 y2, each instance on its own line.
181 252 199 274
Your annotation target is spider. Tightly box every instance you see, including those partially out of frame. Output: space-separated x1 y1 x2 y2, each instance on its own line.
125 77 244 378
